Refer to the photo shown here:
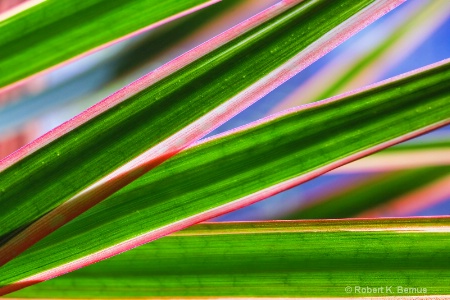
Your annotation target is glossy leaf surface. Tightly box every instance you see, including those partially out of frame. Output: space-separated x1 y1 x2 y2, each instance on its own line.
7 218 450 298
1 57 448 294
0 0 391 263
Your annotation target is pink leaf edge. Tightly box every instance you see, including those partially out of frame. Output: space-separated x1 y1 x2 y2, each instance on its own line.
0 0 410 293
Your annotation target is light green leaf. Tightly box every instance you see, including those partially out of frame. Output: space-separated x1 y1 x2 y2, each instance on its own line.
7 218 450 298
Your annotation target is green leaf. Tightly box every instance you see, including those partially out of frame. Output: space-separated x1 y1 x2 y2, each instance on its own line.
313 0 450 101
271 0 450 112
0 0 396 264
0 0 245 133
0 0 218 89
6 218 450 298
1 57 448 294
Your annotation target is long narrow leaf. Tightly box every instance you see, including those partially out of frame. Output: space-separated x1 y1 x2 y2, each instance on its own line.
0 0 219 90
6 218 450 298
272 0 450 112
0 0 402 265
0 0 249 133
1 58 448 294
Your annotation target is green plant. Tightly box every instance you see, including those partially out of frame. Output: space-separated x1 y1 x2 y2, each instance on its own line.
0 0 449 298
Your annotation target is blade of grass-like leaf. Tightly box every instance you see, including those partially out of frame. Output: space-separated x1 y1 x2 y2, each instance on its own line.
114 0 276 79
1 58 449 294
0 0 402 265
0 0 220 90
0 0 262 162
358 173 450 218
272 0 450 112
283 167 450 220
0 0 247 134
5 217 450 298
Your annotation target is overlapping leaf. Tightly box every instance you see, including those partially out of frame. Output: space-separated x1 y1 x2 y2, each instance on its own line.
6 218 450 298
1 0 398 265
272 0 450 112
1 57 449 294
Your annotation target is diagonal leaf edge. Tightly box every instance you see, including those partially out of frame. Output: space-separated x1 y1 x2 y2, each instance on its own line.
0 0 221 91
0 57 448 294
0 0 405 266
